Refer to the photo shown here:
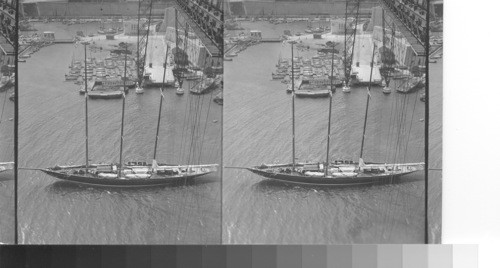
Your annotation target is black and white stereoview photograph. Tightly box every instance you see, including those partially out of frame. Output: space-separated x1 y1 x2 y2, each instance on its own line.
223 0 436 244
18 0 223 244
0 0 16 244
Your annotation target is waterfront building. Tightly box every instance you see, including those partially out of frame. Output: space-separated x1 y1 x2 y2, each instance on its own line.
249 30 262 40
373 25 424 68
42 31 55 41
226 0 378 17
163 7 211 69
330 18 346 34
21 0 168 17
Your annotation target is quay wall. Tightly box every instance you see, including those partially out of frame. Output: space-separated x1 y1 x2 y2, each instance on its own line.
228 1 378 16
24 2 171 17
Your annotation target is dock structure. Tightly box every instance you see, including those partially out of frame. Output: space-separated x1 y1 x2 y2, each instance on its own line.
21 1 169 18
54 39 75 44
352 65 383 84
261 38 282 43
0 35 14 65
144 65 175 87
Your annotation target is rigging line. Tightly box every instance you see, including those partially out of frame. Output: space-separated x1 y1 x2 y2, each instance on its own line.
177 93 199 237
179 79 195 162
398 94 410 159
381 185 401 237
359 44 377 159
388 81 405 160
187 96 200 165
187 57 209 166
195 92 208 164
194 184 205 243
176 89 199 238
188 84 200 165
178 82 191 163
383 185 402 240
0 90 8 124
152 43 170 161
193 91 204 164
194 63 212 158
403 93 419 163
181 92 205 237
195 58 214 164
397 95 410 162
197 89 215 165
187 82 200 164
181 93 192 164
182 183 199 240
391 93 405 162
397 92 412 161
385 92 397 163
392 92 408 163
177 41 195 165
188 79 201 164
192 84 206 165
385 94 410 236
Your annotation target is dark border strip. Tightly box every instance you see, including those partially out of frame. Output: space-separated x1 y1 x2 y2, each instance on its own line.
14 0 19 245
220 3 224 244
425 0 430 244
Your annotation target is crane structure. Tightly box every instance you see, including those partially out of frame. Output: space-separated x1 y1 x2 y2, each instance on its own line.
136 0 155 87
343 0 428 87
342 0 361 87
379 7 398 81
379 0 427 55
135 0 223 88
0 0 16 46
374 0 428 83
173 0 223 57
172 8 191 85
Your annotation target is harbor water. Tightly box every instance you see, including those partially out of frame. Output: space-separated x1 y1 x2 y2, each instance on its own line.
0 83 14 243
223 21 428 244
428 53 443 243
18 23 222 244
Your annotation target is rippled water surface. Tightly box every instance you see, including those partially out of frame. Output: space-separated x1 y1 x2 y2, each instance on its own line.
18 23 221 244
0 82 14 243
223 21 428 244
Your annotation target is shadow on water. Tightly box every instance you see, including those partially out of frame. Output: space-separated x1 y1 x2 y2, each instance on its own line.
44 177 217 196
252 175 424 193
0 170 14 181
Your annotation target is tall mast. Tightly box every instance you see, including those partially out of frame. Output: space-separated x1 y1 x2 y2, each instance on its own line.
84 42 89 173
118 46 128 178
175 9 179 69
153 45 170 161
382 8 386 62
291 42 296 171
343 1 348 86
381 8 388 85
174 8 181 85
324 47 335 176
359 44 377 160
136 2 141 84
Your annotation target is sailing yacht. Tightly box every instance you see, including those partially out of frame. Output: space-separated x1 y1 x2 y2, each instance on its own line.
41 43 217 186
245 43 423 186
